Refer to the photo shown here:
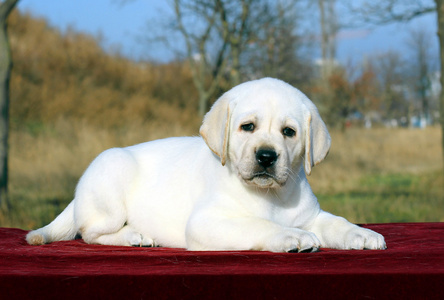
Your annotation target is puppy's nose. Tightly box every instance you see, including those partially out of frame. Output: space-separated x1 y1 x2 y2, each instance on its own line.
256 149 278 168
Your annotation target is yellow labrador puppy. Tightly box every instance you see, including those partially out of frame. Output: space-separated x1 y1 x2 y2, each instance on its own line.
27 78 386 252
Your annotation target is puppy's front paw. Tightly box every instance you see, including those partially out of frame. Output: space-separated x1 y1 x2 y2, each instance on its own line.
344 227 386 250
124 230 154 247
270 229 321 253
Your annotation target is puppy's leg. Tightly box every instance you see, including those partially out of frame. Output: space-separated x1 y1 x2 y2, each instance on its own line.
75 148 153 247
82 224 154 247
186 211 320 253
307 210 386 250
78 201 154 246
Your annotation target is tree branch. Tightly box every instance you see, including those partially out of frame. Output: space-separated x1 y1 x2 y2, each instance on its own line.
0 0 19 21
347 0 435 26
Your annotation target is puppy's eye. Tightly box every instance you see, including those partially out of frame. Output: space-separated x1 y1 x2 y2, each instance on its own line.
241 123 255 132
282 127 296 137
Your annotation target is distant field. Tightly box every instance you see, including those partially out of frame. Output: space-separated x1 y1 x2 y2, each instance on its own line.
316 172 443 223
3 11 441 230
309 127 443 223
0 124 442 229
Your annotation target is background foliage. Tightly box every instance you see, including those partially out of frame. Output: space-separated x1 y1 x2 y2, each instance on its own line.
0 11 442 229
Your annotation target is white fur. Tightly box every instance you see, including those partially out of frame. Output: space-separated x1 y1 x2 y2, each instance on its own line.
27 78 386 252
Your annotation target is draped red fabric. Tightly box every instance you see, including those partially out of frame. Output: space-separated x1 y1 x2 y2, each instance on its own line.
0 223 443 299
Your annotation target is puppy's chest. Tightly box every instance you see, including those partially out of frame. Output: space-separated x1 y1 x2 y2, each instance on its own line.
262 201 308 228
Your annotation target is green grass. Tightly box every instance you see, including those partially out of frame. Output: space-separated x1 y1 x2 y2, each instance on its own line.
2 171 442 230
1 183 74 230
1 125 442 229
317 171 444 224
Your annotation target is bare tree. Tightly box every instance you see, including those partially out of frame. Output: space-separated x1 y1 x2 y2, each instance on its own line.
0 0 19 209
170 0 268 115
353 63 383 121
318 0 338 79
347 0 435 24
370 51 409 121
347 0 444 169
168 0 304 115
173 0 229 116
215 0 276 86
406 26 434 123
242 1 314 86
216 0 251 86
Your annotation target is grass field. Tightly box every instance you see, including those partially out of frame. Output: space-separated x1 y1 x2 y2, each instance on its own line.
309 127 443 223
3 11 442 230
0 123 442 229
316 172 443 223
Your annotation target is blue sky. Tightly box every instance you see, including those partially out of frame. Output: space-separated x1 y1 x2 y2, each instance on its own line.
17 0 439 65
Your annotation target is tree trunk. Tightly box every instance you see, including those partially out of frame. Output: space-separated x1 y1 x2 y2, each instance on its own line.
436 0 444 171
198 90 210 117
0 0 19 209
318 0 327 80
230 45 241 86
0 22 9 209
318 0 337 80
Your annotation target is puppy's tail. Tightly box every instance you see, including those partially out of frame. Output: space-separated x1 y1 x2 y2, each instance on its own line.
26 201 77 245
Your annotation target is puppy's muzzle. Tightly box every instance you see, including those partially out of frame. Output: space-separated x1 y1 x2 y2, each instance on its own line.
256 148 278 169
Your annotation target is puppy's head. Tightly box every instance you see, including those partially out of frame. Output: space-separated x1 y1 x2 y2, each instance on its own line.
200 78 331 189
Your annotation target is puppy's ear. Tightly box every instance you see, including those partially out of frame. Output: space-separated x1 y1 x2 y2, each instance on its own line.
200 95 233 166
304 102 331 176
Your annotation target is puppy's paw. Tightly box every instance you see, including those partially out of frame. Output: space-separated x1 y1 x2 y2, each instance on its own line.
26 230 46 245
344 227 386 250
124 229 154 247
141 236 156 247
270 229 321 253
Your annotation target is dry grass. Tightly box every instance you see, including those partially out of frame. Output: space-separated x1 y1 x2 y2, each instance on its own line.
2 124 442 228
309 127 443 193
8 11 199 130
1 11 442 229
5 119 201 229
308 127 443 223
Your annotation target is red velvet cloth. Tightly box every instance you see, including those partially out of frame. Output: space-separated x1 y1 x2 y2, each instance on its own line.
1 223 443 299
